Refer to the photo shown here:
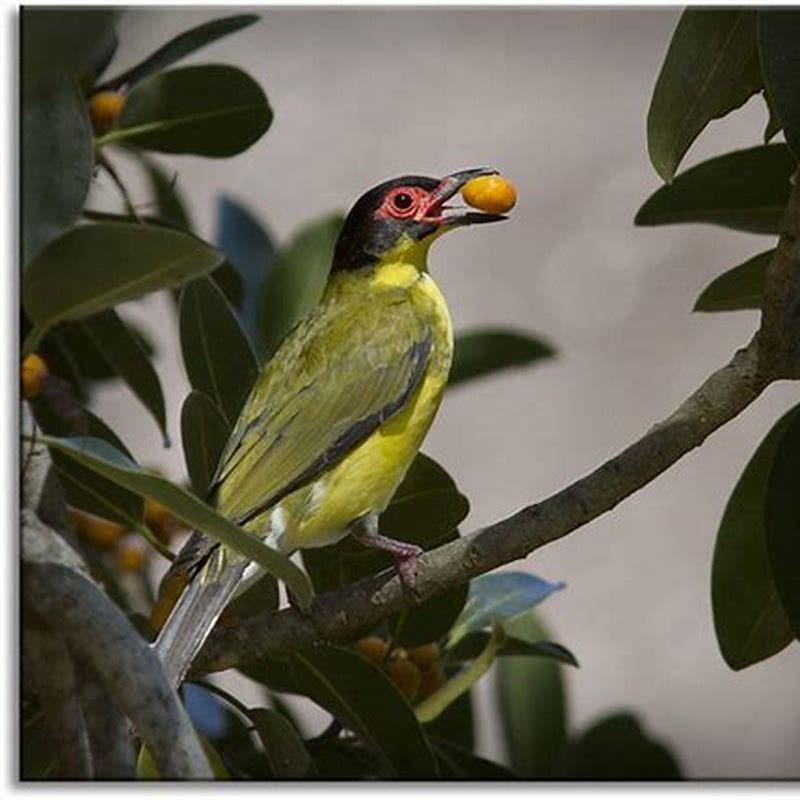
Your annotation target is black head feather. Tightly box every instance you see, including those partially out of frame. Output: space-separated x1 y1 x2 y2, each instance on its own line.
331 175 440 273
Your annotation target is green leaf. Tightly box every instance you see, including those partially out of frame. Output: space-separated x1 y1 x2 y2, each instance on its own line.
432 738 516 779
249 709 314 778
248 645 438 778
496 612 567 778
711 405 798 670
40 435 313 607
758 11 800 160
95 14 260 92
79 309 168 444
424 691 474 752
22 9 118 91
416 622 505 724
693 249 772 313
141 158 193 231
449 328 555 387
635 143 794 234
181 390 231 497
179 277 258 426
23 223 224 354
449 571 565 645
764 407 800 638
217 195 278 359
557 713 682 779
104 65 272 157
447 631 578 667
261 214 344 359
138 738 227 780
22 77 93 265
33 401 144 527
647 10 761 183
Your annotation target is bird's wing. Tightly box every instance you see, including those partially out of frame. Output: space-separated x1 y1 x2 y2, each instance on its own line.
211 285 432 526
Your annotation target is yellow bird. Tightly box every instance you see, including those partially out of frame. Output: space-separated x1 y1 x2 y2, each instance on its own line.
154 168 509 685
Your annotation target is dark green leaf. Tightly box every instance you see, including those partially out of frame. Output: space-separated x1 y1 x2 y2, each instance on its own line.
95 14 260 92
758 11 800 159
22 77 93 264
246 645 438 778
217 195 278 358
424 691 474 752
106 65 272 157
261 214 343 359
448 631 578 667
249 708 314 779
141 158 193 230
635 144 794 234
711 405 798 670
23 223 224 353
765 407 800 638
432 738 516 779
557 713 682 779
223 574 279 623
763 90 783 143
22 9 118 91
181 390 231 497
80 309 168 443
311 738 380 780
388 581 469 649
449 328 555 387
44 317 156 386
450 571 565 643
693 249 772 313
40 435 313 606
647 10 761 183
179 277 258 426
33 402 144 527
496 612 567 778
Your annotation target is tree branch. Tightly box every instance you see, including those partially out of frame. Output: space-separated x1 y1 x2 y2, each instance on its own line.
194 336 769 675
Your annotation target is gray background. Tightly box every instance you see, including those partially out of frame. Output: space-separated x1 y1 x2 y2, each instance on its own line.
91 8 800 778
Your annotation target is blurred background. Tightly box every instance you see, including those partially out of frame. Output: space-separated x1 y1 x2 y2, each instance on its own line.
89 7 799 778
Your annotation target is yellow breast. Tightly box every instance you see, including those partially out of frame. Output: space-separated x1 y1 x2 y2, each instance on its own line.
276 261 453 552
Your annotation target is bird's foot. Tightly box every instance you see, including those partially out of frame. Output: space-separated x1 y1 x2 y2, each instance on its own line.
351 516 424 592
392 543 423 590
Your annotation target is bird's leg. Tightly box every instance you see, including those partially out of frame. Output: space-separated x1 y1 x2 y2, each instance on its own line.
351 514 423 589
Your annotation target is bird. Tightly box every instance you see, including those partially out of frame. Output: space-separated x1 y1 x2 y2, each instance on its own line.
153 167 509 686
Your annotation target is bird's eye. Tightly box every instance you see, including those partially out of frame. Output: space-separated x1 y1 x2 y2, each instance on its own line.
393 192 414 210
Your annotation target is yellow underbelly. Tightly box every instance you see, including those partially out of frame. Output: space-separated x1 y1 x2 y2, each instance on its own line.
271 268 453 552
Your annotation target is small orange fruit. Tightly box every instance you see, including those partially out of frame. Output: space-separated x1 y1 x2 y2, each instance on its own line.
407 643 441 671
356 636 389 664
68 507 125 549
419 666 446 698
117 539 147 572
386 658 422 702
461 175 517 215
144 498 184 542
21 353 48 399
88 91 126 135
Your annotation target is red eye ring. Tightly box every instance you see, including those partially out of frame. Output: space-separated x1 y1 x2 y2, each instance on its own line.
383 186 426 219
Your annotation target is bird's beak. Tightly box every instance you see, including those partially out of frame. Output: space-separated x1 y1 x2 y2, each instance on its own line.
419 167 508 227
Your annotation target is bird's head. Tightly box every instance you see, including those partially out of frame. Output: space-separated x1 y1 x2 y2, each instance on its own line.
331 167 507 273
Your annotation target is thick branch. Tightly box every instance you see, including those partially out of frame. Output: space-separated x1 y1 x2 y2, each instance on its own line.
195 336 768 675
759 168 800 379
23 627 92 778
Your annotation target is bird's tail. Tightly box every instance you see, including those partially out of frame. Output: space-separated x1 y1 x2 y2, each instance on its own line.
153 556 247 688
